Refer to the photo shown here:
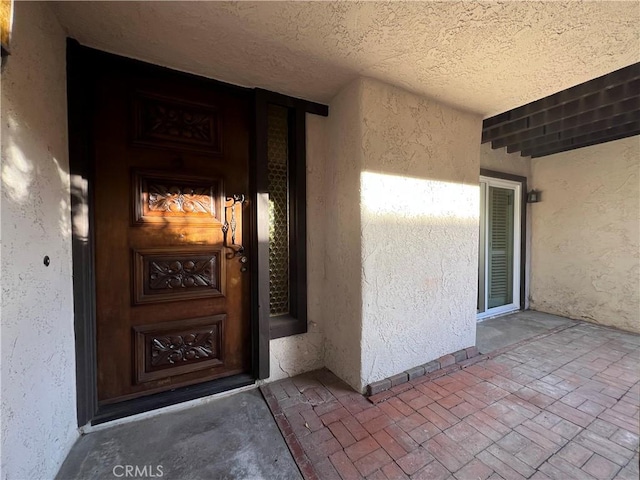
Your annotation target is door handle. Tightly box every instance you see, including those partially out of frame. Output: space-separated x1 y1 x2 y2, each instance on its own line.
222 194 245 258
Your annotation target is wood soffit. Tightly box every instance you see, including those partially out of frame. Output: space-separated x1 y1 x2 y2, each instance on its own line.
482 63 640 158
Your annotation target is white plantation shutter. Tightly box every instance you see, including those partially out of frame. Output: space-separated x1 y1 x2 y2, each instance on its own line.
488 187 514 309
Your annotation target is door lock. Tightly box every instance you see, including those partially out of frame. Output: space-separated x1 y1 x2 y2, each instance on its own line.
240 256 248 272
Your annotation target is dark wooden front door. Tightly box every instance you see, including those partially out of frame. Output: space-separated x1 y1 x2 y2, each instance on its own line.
92 63 251 404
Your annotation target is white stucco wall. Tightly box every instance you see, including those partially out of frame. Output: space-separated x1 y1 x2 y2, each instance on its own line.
323 80 365 390
0 2 79 479
529 137 640 333
358 79 481 389
268 114 327 380
321 78 482 392
272 78 485 391
479 144 532 310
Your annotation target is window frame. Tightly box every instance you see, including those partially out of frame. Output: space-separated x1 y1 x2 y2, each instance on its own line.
479 169 528 314
254 89 328 340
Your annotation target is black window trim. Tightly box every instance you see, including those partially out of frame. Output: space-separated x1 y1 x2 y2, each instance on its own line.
254 89 328 340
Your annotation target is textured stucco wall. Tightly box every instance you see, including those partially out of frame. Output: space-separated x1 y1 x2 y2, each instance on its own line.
479 144 532 311
268 114 327 380
480 144 531 179
530 137 640 333
0 2 79 479
323 79 365 390
272 78 485 391
358 79 481 389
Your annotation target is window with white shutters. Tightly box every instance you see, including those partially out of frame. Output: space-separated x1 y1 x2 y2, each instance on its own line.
487 187 514 309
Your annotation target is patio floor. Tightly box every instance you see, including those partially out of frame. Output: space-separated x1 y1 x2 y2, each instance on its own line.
476 310 576 354
262 320 640 480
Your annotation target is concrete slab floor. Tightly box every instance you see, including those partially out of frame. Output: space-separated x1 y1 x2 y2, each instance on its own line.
477 310 577 354
55 388 302 480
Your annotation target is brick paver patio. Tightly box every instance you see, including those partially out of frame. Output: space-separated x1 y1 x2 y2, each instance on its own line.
261 321 639 480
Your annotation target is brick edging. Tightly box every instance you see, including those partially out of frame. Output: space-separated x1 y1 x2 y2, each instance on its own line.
365 346 480 398
260 385 319 480
366 322 579 404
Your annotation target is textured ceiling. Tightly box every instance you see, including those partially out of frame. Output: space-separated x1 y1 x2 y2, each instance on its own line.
50 1 639 117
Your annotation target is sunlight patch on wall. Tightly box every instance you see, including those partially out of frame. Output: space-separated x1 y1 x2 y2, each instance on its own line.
360 171 479 221
52 157 72 240
2 130 33 203
2 119 72 239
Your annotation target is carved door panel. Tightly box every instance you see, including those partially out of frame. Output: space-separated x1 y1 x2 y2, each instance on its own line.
92 65 251 404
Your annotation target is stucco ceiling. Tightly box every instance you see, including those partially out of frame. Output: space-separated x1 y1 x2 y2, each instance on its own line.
50 1 639 117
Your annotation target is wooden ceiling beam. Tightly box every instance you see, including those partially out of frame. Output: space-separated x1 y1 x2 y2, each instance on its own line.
483 80 639 143
506 111 640 154
483 63 640 130
523 121 640 158
489 96 640 149
492 125 545 150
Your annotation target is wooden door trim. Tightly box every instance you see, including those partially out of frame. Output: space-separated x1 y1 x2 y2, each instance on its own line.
67 40 258 426
68 40 329 425
479 169 528 311
92 373 255 425
68 38 98 428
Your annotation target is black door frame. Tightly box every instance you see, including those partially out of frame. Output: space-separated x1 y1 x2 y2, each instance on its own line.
67 40 328 425
479 169 528 312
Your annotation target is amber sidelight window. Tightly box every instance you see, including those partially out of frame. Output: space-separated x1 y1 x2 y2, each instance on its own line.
267 105 291 317
256 92 308 340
